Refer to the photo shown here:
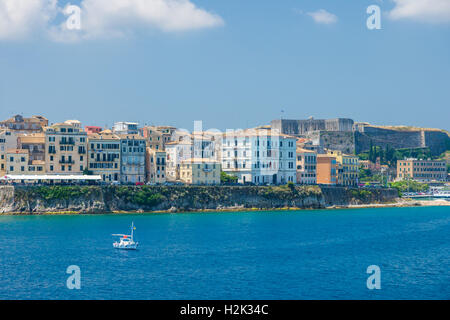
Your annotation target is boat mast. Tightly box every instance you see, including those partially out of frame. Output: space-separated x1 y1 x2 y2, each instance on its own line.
131 221 134 241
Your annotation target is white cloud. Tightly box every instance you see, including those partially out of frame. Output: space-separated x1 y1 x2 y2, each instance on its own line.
307 9 338 25
0 0 224 42
0 0 57 40
389 0 450 23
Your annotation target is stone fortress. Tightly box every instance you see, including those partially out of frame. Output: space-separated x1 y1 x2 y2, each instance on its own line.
271 118 450 156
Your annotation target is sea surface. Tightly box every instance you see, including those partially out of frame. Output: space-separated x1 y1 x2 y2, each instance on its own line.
0 206 449 300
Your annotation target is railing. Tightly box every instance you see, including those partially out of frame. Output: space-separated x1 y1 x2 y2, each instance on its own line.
59 160 75 164
59 140 75 145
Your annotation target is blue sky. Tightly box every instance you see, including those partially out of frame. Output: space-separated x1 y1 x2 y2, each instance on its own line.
0 0 449 131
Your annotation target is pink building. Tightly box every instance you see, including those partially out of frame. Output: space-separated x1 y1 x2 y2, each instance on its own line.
85 126 102 135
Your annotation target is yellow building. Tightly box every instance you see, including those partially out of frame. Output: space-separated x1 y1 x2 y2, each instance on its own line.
141 126 178 151
180 158 221 185
17 133 46 162
397 158 446 182
326 150 359 186
44 120 87 175
87 130 121 182
145 147 167 183
6 149 45 175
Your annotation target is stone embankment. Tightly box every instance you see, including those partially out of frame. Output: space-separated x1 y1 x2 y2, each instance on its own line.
0 185 399 214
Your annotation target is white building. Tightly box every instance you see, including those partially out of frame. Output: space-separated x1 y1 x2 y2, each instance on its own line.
221 129 297 184
113 122 139 135
165 140 193 181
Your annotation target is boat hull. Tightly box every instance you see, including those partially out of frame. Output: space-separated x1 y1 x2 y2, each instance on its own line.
113 243 138 250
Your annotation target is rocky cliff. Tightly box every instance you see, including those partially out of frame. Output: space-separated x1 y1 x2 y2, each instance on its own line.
0 185 399 214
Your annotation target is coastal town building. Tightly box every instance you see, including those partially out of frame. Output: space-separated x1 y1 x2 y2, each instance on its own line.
397 158 447 182
87 131 121 182
221 129 297 184
0 129 20 176
145 148 167 183
192 131 221 162
180 158 221 185
0 115 48 133
6 149 45 175
142 126 165 151
85 126 102 135
326 150 359 186
113 122 139 135
119 134 146 184
296 148 317 184
166 140 193 181
17 133 46 162
316 155 338 185
44 120 87 175
141 126 179 151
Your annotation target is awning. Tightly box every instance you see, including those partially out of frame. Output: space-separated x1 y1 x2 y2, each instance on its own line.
0 175 102 181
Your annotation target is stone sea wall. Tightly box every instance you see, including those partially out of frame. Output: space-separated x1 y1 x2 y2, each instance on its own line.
0 185 399 214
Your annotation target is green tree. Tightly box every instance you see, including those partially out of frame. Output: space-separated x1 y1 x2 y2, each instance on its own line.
220 171 238 184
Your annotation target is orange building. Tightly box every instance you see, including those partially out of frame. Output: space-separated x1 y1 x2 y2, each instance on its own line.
316 155 337 185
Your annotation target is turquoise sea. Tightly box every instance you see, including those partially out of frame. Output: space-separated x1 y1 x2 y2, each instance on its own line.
0 206 449 300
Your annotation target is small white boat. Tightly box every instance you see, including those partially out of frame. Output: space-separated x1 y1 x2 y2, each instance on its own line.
112 222 138 250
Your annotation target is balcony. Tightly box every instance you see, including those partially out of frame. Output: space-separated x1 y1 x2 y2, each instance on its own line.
59 140 75 145
59 160 75 164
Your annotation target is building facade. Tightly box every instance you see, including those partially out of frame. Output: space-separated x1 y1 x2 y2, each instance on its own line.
119 134 146 184
326 150 359 186
165 140 193 181
0 129 20 176
44 121 87 175
296 148 317 184
141 126 178 151
397 159 447 182
6 149 45 175
221 129 297 185
17 133 45 162
316 155 337 185
85 126 102 135
145 148 167 183
180 159 221 185
113 122 139 135
87 131 121 182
